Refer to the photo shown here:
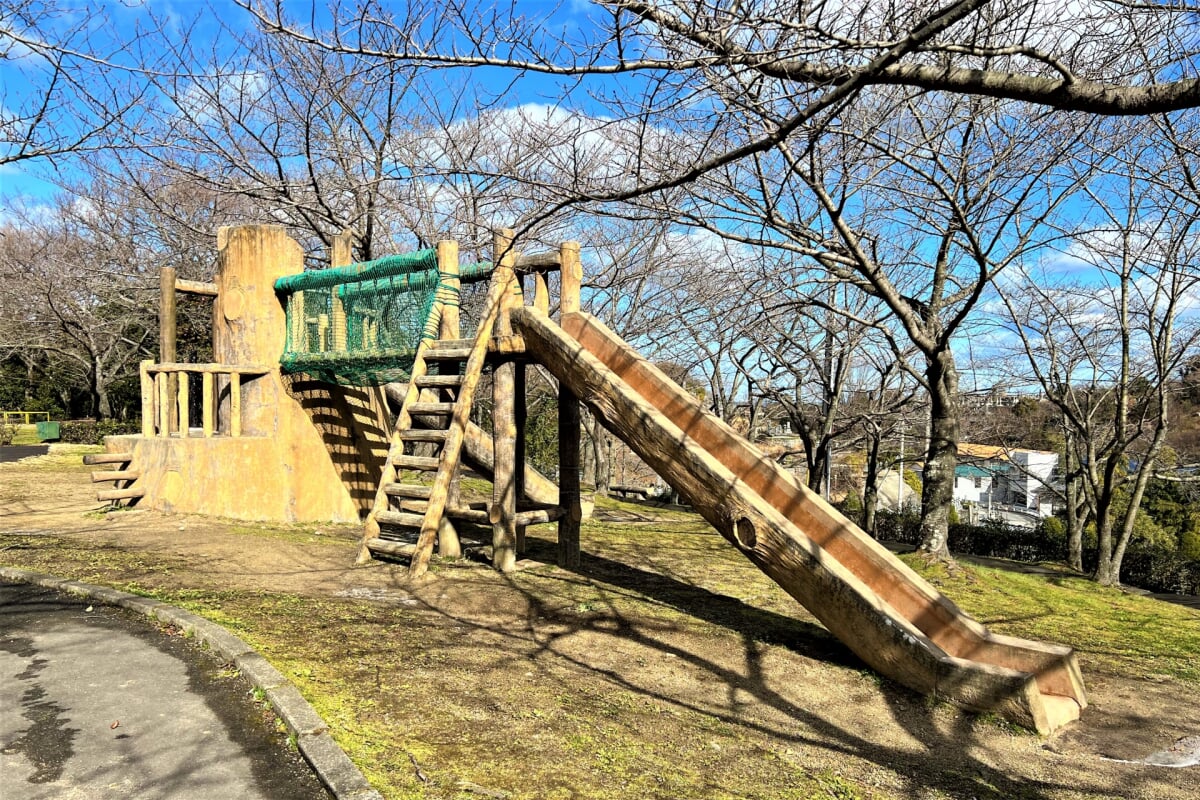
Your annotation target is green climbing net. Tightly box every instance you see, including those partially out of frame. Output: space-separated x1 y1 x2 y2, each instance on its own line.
275 249 492 386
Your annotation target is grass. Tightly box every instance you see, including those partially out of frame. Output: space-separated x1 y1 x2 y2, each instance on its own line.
3 485 1200 799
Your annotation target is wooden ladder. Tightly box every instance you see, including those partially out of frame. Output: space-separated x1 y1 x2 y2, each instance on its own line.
358 237 520 577
84 452 145 505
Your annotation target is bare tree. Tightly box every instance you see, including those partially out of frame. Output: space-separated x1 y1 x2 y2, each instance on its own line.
999 116 1200 585
1 1 157 167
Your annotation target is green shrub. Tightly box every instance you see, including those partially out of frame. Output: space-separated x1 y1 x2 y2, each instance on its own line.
59 419 142 445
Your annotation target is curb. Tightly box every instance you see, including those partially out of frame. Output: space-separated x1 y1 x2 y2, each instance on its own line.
0 567 384 800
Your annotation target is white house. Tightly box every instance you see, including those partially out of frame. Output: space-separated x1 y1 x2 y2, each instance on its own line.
953 444 1057 526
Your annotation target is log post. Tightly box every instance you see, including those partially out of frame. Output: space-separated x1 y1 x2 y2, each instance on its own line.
533 272 550 314
437 239 460 339
160 266 178 429
230 373 242 438
178 372 190 436
492 228 519 572
558 389 582 567
560 241 581 316
202 371 215 438
331 230 353 352
140 360 155 437
437 239 462 559
156 372 170 437
514 306 528 556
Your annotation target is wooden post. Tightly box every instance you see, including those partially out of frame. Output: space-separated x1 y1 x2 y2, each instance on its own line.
437 239 460 339
331 230 352 352
202 371 215 438
558 383 582 568
160 267 178 429
140 360 155 437
533 272 550 314
230 373 242 437
515 355 528 556
156 373 170 437
560 241 581 316
492 228 519 572
177 372 190 436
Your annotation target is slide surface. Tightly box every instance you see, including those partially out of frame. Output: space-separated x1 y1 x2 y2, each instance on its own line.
513 307 1086 734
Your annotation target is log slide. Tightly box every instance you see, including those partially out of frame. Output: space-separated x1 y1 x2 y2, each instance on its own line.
513 306 1087 734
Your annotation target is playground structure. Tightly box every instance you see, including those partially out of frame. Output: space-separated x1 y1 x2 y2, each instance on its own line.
88 224 1087 734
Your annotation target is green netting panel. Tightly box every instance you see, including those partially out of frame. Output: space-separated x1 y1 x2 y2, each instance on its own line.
275 252 495 386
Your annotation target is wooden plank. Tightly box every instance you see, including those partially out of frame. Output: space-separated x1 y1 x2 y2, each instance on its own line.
140 359 154 437
174 278 219 296
202 371 214 438
230 373 242 437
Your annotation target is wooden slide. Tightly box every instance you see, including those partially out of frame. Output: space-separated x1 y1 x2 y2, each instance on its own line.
513 307 1087 734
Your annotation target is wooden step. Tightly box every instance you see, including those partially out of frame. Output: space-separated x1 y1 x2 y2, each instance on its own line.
393 454 441 471
446 506 489 524
91 469 140 483
426 340 471 361
83 452 133 465
397 499 429 514
383 484 432 500
400 429 449 443
408 402 455 415
98 487 145 502
364 538 418 559
415 374 463 388
375 510 426 528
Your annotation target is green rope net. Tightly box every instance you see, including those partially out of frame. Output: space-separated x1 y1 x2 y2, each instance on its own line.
275 250 493 386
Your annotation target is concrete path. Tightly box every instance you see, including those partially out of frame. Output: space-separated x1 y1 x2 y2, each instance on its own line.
0 581 331 800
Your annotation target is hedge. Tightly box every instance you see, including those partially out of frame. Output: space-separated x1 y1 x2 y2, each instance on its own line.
59 419 142 445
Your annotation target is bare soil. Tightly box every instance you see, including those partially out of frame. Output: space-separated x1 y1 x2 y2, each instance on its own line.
2 446 1199 800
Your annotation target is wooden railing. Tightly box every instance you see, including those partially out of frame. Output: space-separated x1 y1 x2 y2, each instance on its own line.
139 360 269 438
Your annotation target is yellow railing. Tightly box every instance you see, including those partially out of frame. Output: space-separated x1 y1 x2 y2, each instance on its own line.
1 411 51 425
139 360 270 439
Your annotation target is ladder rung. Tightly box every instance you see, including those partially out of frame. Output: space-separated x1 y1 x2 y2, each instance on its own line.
91 469 140 483
365 538 418 559
408 402 455 415
393 455 440 470
83 452 133 465
397 500 429 514
400 429 449 443
415 374 463 388
375 510 426 528
446 506 490 524
384 484 432 499
98 487 144 501
424 347 470 361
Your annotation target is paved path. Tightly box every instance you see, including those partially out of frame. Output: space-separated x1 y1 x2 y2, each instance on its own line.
0 581 331 800
0 445 49 463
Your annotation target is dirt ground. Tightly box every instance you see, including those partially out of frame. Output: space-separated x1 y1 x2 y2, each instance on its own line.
2 446 1199 800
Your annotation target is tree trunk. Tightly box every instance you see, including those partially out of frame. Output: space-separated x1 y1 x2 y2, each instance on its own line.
918 352 959 558
862 429 881 535
591 414 610 495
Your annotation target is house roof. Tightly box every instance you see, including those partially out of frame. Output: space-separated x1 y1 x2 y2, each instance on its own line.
955 464 993 478
958 443 1008 460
